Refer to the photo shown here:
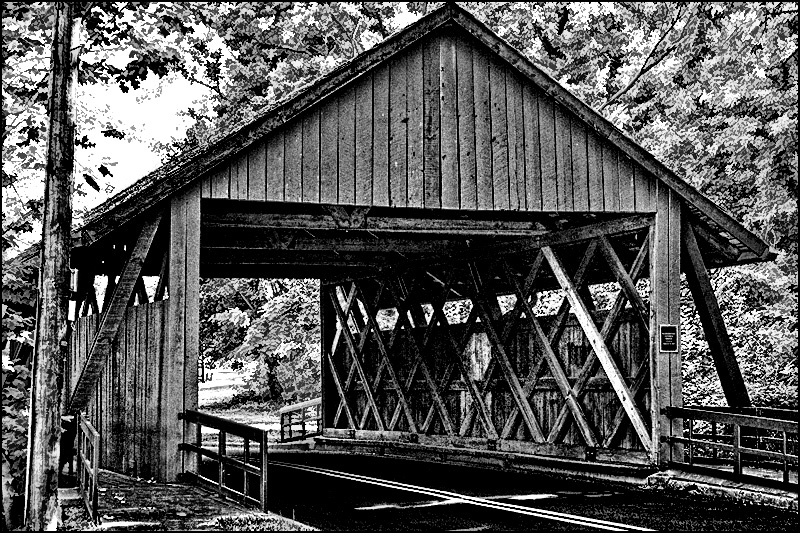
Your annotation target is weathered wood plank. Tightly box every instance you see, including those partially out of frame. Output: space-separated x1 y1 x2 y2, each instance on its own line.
602 140 619 211
473 46 492 210
489 59 509 210
247 141 266 201
373 64 390 207
633 166 652 211
423 35 441 208
266 131 285 201
619 154 635 211
355 75 373 205
440 36 459 209
539 95 557 211
571 117 589 211
509 72 525 211
302 109 320 203
522 85 542 211
390 52 408 208
69 212 162 411
320 97 339 204
209 165 229 200
542 246 652 451
284 120 303 203
337 85 356 205
587 130 603 212
407 44 425 208
456 36 476 210
229 153 247 200
554 104 573 210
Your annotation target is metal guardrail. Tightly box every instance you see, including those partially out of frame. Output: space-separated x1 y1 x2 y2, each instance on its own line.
76 412 100 523
179 410 268 511
279 397 322 443
663 406 798 488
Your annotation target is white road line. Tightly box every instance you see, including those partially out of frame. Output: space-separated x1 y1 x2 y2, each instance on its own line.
354 493 558 510
270 460 655 532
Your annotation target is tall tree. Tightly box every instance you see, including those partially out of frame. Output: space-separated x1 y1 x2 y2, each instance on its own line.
25 2 76 529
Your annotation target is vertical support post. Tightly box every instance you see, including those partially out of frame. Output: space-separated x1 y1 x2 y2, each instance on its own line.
163 182 200 481
301 408 306 438
320 282 337 431
650 184 682 467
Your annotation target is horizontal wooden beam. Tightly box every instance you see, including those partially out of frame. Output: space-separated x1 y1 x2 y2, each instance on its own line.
393 214 653 274
203 211 549 236
200 236 476 255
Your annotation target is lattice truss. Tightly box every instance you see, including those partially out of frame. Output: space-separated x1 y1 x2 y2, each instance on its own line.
323 228 654 452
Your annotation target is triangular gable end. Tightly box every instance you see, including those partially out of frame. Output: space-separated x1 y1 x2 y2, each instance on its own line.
77 3 771 265
200 25 657 217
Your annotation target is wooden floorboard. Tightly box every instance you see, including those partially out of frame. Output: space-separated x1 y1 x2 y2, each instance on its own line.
94 469 265 530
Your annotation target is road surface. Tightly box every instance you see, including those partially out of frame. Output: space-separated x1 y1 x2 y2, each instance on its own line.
265 454 797 531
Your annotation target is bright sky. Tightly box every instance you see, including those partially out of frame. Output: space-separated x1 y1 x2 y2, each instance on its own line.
76 74 211 211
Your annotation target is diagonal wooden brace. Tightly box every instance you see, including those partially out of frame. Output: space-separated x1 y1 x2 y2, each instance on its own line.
68 210 163 412
542 245 652 452
546 236 650 444
682 220 751 407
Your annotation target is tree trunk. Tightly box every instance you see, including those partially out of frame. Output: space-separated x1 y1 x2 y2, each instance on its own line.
25 2 76 530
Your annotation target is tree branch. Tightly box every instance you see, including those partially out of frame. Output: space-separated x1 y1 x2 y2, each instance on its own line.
599 5 689 111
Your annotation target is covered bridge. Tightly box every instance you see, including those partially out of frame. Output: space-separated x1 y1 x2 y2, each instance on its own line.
60 3 773 483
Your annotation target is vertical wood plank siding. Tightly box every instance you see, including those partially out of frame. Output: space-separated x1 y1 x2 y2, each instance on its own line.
200 32 659 213
69 300 168 480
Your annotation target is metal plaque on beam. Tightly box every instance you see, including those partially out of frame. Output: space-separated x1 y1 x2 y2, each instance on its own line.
659 324 679 353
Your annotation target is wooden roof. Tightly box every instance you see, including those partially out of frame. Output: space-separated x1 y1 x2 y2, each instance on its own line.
29 3 773 269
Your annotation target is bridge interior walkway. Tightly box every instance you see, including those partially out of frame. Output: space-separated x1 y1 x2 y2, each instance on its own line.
83 469 303 531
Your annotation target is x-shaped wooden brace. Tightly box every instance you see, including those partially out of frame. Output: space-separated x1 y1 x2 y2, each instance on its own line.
328 281 386 430
353 279 418 432
385 270 456 435
500 260 600 447
468 261 546 442
329 283 360 429
490 241 599 440
409 272 498 439
543 236 652 452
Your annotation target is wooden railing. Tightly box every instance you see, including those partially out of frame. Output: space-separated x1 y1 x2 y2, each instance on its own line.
76 412 100 523
279 397 322 443
179 410 268 511
663 406 798 488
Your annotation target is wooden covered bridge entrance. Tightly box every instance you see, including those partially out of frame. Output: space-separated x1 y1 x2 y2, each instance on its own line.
63 3 780 489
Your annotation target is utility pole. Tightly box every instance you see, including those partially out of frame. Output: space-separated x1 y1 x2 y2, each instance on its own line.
25 2 77 529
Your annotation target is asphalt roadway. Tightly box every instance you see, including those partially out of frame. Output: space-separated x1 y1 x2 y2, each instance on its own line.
264 453 797 531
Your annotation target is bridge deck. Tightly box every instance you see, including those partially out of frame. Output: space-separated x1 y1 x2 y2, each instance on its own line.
93 469 276 530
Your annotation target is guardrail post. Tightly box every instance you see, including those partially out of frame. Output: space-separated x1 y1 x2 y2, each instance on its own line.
218 431 226 496
301 408 306 438
243 438 250 501
260 430 268 511
733 423 741 476
688 418 694 465
782 431 788 484
280 413 285 442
